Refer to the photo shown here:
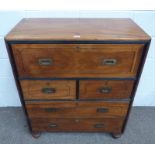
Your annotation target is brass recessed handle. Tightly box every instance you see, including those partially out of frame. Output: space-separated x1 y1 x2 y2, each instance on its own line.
97 108 109 113
38 58 53 66
98 87 112 93
94 124 105 128
44 108 58 112
42 88 56 94
102 59 117 65
48 123 57 128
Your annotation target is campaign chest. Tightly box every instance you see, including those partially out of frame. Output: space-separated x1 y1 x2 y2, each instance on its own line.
5 18 151 138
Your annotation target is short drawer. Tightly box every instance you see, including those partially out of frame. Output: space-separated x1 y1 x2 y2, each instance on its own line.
26 101 129 118
20 80 76 100
30 117 124 133
12 44 144 78
79 80 134 99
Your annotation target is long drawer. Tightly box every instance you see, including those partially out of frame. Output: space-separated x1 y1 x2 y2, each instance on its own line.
20 80 76 100
79 80 134 99
26 101 129 118
30 117 124 133
12 44 144 78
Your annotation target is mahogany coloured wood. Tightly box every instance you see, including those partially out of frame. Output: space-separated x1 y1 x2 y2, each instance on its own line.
26 101 129 118
12 44 144 78
20 80 76 100
5 18 151 41
30 117 124 133
79 80 134 99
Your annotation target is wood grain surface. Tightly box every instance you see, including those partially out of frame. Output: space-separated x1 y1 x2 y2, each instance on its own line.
12 44 144 78
79 80 134 99
30 117 124 133
20 80 76 100
26 101 129 118
5 18 150 41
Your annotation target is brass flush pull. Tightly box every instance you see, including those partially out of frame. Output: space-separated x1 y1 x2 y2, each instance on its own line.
94 124 105 128
42 88 56 94
97 108 109 113
44 108 58 112
102 59 117 65
98 87 112 93
48 123 57 128
38 58 53 66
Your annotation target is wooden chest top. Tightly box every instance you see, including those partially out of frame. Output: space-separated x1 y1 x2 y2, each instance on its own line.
5 18 150 41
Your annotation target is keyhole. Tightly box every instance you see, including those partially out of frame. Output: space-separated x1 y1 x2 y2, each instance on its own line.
75 119 80 123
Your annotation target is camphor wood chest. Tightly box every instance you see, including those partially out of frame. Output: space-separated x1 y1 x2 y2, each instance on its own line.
5 18 151 138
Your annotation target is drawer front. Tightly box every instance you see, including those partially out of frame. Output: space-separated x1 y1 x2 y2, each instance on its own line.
20 80 76 100
12 44 144 78
79 80 134 99
26 101 129 118
30 118 124 133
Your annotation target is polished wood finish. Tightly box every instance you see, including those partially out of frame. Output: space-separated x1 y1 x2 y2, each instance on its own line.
30 117 124 133
80 80 134 99
20 80 76 100
12 44 144 78
5 18 151 138
5 18 150 41
26 101 129 118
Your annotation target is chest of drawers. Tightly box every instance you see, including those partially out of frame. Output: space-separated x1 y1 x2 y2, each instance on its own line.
5 18 151 138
